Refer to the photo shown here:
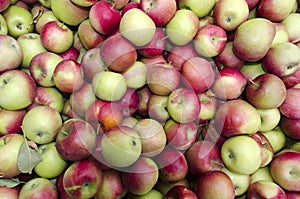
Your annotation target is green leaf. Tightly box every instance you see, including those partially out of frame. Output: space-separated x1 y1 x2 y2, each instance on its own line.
0 178 24 188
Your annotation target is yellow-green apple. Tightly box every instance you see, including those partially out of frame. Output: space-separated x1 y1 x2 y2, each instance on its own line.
128 189 164 199
17 33 47 68
250 166 274 183
56 118 97 161
89 1 121 35
18 177 58 199
37 0 51 8
240 62 266 82
40 21 74 53
0 34 22 72
292 142 300 152
0 186 19 199
257 0 296 22
164 119 197 151
262 42 300 77
247 180 287 199
51 0 89 26
281 68 300 89
262 126 286 153
71 0 97 7
197 91 217 123
53 59 84 93
181 57 216 93
63 160 103 199
233 18 276 62
0 70 37 111
121 116 138 128
281 13 300 43
270 150 300 191
165 185 197 199
178 0 216 18
147 63 181 96
213 0 249 32
33 142 68 179
195 170 235 199
139 0 177 27
157 148 188 183
246 73 287 109
122 157 159 195
166 9 199 46
198 15 214 29
147 95 170 122
101 126 142 168
185 140 223 176
138 28 166 58
0 108 26 135
77 19 106 49
279 88 300 119
92 71 127 101
0 133 24 178
3 5 34 38
167 88 201 123
118 88 139 117
100 34 137 72
120 8 156 46
0 0 9 12
271 23 290 47
257 108 281 132
280 116 300 140
29 51 64 87
221 135 262 175
0 14 8 34
211 67 247 100
22 106 62 144
136 86 152 117
35 11 59 33
133 118 167 157
122 61 147 89
167 44 198 70
221 166 251 196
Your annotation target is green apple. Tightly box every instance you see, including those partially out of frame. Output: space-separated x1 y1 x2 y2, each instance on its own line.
38 0 51 8
0 14 8 34
120 8 156 46
257 108 281 132
128 189 164 199
122 61 147 89
271 23 290 47
250 166 274 184
221 135 262 175
239 62 266 82
166 9 199 46
34 142 68 179
281 13 300 43
178 0 216 18
262 126 286 153
292 142 300 152
92 71 127 101
3 5 34 38
22 106 63 144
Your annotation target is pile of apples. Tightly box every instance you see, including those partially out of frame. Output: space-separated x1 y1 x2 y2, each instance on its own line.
1 0 300 198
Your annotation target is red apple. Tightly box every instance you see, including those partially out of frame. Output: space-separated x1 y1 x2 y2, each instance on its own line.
197 91 217 123
0 186 19 199
247 180 287 199
279 88 300 119
136 86 152 117
121 2 139 16
281 68 300 89
167 44 198 70
165 185 197 199
280 116 300 140
147 94 170 122
0 0 9 12
118 88 139 117
0 108 26 136
59 47 79 61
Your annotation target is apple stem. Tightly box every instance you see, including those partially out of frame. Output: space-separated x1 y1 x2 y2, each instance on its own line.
206 89 216 98
77 48 87 63
248 79 259 88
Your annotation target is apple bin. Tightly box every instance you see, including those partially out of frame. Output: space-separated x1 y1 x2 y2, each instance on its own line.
1 0 300 198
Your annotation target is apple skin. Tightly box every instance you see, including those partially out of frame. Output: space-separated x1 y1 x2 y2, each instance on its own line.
246 73 287 109
270 150 300 191
167 44 198 70
18 178 58 199
0 0 9 12
195 170 235 199
121 2 139 16
165 185 197 199
233 18 276 62
257 108 281 133
118 88 139 117
63 160 103 199
178 0 216 18
136 86 152 117
122 61 148 89
0 186 19 199
0 34 22 72
240 62 266 83
281 13 300 43
122 157 159 196
286 191 300 199
35 10 59 34
185 140 223 176
263 126 286 154
139 0 177 27
247 180 287 199
271 22 290 47
0 108 26 136
147 94 170 122
214 99 261 137
0 70 37 111
59 47 79 61
71 0 97 7
280 116 300 140
250 166 274 183
197 91 217 123
282 68 300 89
0 14 8 34
279 88 300 119
56 118 97 161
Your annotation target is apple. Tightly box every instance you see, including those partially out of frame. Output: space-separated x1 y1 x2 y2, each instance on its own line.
214 99 261 137
0 34 22 72
92 71 127 101
122 156 159 195
213 0 249 32
139 0 177 27
281 68 300 89
33 142 68 179
29 51 64 87
185 140 223 176
245 0 260 9
280 116 300 140
201 123 227 148
0 186 19 199
181 57 216 93
118 88 139 117
110 0 130 9
0 0 9 12
34 11 59 33
89 1 121 35
155 178 190 196
271 22 290 47
147 63 181 96
136 86 152 117
122 61 148 89
262 126 286 153
40 21 74 53
56 118 97 161
0 108 26 136
50 0 89 26
3 5 34 38
247 180 287 199
286 191 300 199
178 0 216 18
197 91 217 123
121 2 139 16
281 13 300 43
18 177 58 199
141 54 167 67
233 18 276 62
147 95 170 122
167 88 201 123
221 135 262 175
119 8 156 46
262 42 300 77
128 189 164 199
0 133 24 178
239 62 266 82
279 88 300 119
250 166 274 183
0 14 8 34
0 70 37 111
71 0 97 7
59 46 79 61
101 126 142 168
195 170 235 199
257 108 281 132
167 44 198 70
165 9 199 46
121 116 139 128
63 160 103 199
165 185 197 199
270 150 300 191
56 172 73 199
